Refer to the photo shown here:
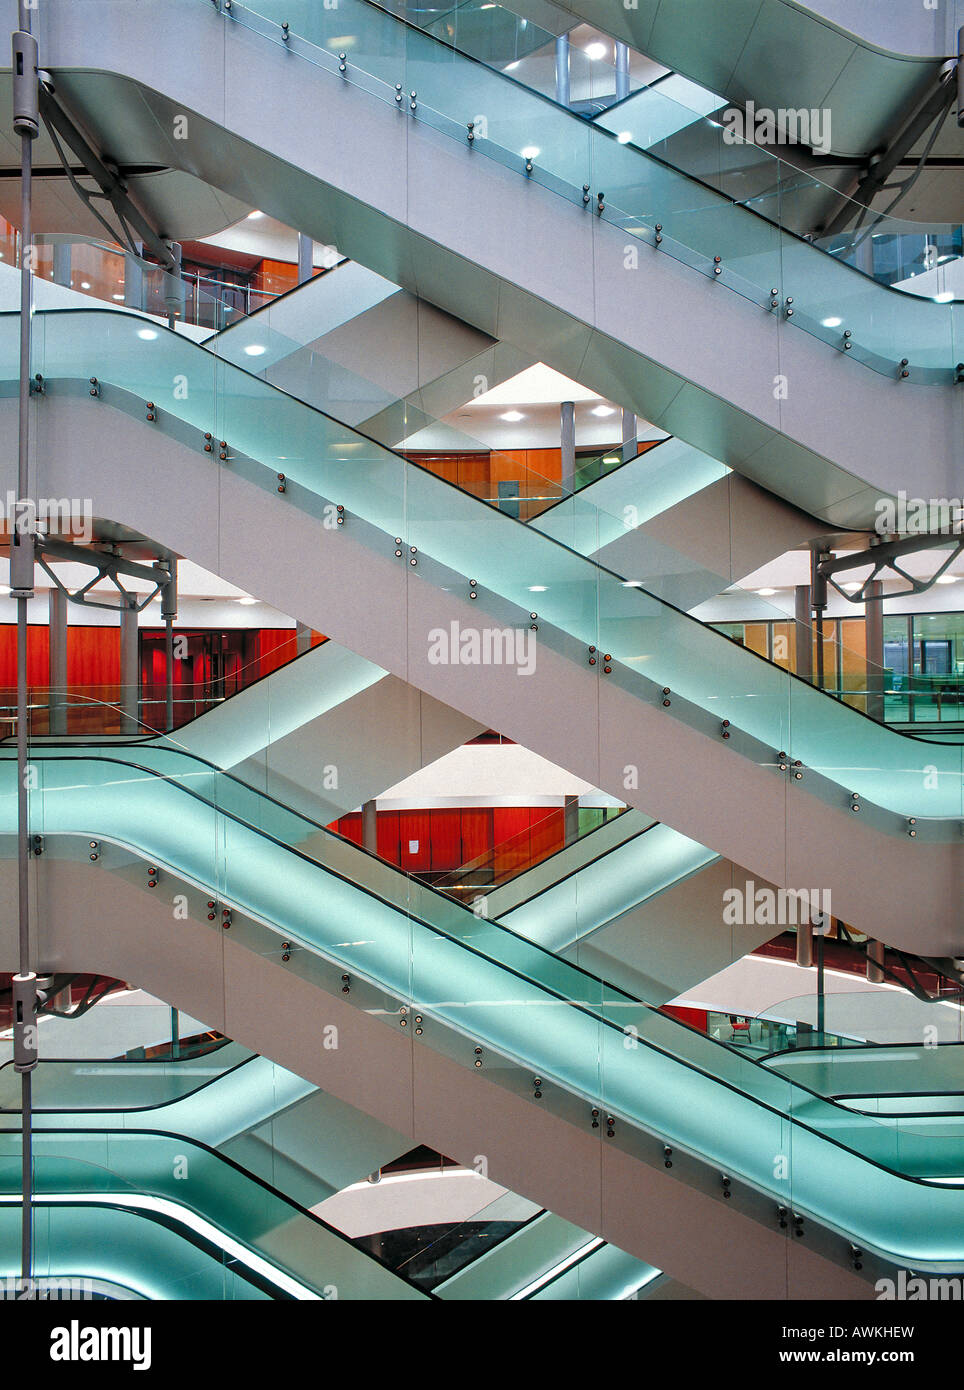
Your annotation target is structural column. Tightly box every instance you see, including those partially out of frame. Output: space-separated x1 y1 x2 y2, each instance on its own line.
124 239 145 312
615 42 630 102
48 587 67 736
560 401 575 496
297 233 314 285
620 408 636 463
554 34 570 106
563 794 579 848
120 602 139 734
362 799 378 855
794 584 812 683
51 240 71 289
866 939 886 985
161 557 177 733
865 579 884 722
795 921 814 968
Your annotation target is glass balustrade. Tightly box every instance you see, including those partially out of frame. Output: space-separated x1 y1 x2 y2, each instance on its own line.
213 0 962 381
1 741 964 1262
0 1130 430 1298
9 306 963 828
0 226 300 333
396 0 963 293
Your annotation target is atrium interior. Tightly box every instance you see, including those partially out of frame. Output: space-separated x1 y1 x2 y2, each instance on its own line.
0 0 962 1311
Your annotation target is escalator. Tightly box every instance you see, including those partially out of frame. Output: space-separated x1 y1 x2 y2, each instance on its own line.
3 307 963 949
5 0 960 529
1 995 654 1298
497 0 959 159
0 1129 430 1299
0 0 962 1300
209 256 535 445
1 740 963 1297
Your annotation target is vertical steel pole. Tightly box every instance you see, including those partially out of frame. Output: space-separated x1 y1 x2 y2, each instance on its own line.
11 4 38 1296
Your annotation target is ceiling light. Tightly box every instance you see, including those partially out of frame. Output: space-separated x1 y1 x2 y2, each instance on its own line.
505 60 520 71
621 580 645 588
238 595 257 605
821 316 842 328
933 291 954 304
591 404 616 417
756 587 777 596
112 293 125 300
137 328 158 341
500 410 524 422
246 210 264 220
616 131 632 144
244 344 268 356
80 281 91 290
528 585 547 592
936 574 958 584
585 42 607 60
521 145 540 159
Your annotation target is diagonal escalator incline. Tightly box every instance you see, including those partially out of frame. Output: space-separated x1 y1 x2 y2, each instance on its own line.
7 0 962 530
1 739 963 1291
4 306 964 952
